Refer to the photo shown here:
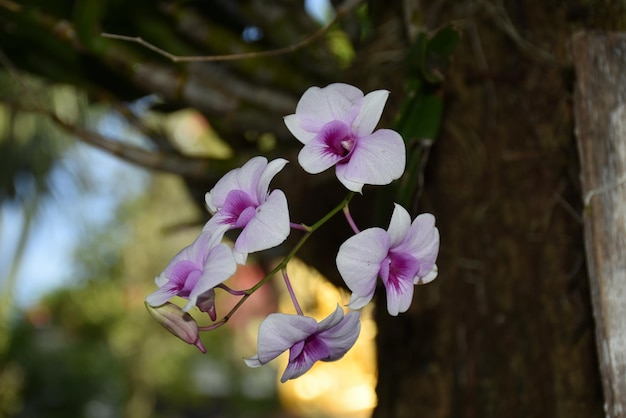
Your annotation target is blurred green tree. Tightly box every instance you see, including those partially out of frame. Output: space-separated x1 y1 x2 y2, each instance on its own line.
3 175 281 418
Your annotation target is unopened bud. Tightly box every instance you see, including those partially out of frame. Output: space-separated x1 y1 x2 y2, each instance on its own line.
146 302 206 353
196 289 217 321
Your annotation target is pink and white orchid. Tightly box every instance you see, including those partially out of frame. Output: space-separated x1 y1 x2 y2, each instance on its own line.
284 83 406 193
145 229 237 312
336 203 439 316
244 305 361 382
203 156 290 264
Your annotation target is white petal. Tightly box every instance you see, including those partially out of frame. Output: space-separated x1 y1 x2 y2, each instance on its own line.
387 203 411 247
336 228 389 297
243 354 263 368
154 274 168 287
284 114 316 144
257 158 288 200
352 90 389 136
207 157 267 210
295 84 363 131
298 138 344 174
185 243 237 310
319 310 361 361
235 157 268 202
397 214 440 276
255 313 319 365
234 190 290 258
161 234 205 277
145 286 177 307
385 278 415 316
415 264 438 285
340 129 406 186
348 292 375 310
335 163 364 193
204 190 219 214
316 305 345 332
408 214 437 248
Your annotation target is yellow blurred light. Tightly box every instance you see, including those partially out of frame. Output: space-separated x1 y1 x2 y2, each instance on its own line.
162 109 233 158
275 258 377 418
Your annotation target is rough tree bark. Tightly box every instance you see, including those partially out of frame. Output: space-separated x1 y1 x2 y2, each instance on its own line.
373 1 617 417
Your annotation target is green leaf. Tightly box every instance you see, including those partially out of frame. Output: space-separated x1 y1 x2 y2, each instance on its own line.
397 89 443 142
423 24 461 82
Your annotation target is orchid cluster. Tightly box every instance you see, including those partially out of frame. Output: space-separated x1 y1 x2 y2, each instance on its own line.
145 83 440 382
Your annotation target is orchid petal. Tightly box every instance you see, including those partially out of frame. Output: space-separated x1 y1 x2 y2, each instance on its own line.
398 213 437 252
415 264 438 285
164 260 199 290
284 114 316 144
281 337 330 382
254 313 319 365
205 157 267 210
244 354 263 368
289 340 306 361
184 243 236 310
415 229 440 276
161 232 210 279
334 163 365 193
336 228 389 297
352 89 389 136
339 129 406 187
396 214 440 276
348 291 375 310
383 274 415 316
201 218 230 244
154 274 168 287
234 190 290 261
387 204 412 247
403 213 437 250
319 310 361 360
316 305 346 332
257 158 288 200
145 284 179 307
298 138 345 174
295 84 363 131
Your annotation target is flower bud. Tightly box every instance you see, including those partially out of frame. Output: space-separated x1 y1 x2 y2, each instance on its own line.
146 302 206 353
196 289 217 321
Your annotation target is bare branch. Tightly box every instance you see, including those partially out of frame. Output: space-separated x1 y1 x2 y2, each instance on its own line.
51 115 221 181
101 0 363 63
7 101 222 180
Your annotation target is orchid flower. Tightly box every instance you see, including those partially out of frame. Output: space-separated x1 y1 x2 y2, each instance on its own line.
336 203 439 316
145 229 237 312
204 156 290 264
244 305 361 382
284 83 406 193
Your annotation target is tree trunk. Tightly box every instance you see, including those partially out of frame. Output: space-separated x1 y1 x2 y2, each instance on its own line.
574 31 626 418
374 2 610 416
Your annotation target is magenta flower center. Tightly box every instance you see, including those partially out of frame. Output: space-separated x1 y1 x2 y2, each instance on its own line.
221 190 258 228
169 261 203 297
289 334 331 365
380 251 420 291
320 120 355 158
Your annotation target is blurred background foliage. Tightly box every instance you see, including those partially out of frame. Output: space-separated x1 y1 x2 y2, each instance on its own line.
0 0 401 416
1 173 284 418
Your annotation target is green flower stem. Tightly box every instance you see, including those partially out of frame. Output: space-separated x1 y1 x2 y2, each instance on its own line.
248 191 355 293
201 192 355 332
